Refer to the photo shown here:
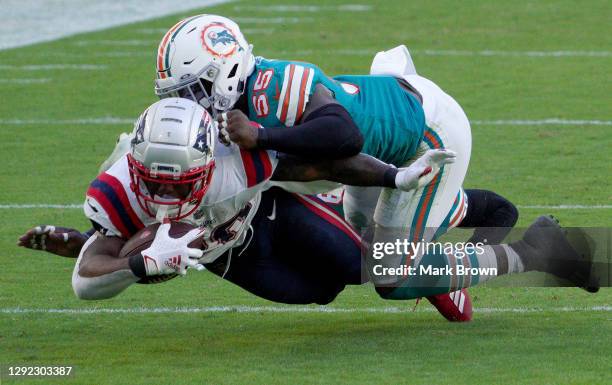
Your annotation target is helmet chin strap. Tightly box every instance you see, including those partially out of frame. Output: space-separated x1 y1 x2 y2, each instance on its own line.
155 204 170 223
209 44 255 114
199 96 212 110
152 195 198 222
153 195 178 222
242 44 255 78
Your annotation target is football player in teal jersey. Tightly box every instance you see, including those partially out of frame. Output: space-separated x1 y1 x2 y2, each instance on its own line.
155 18 422 167
150 15 552 321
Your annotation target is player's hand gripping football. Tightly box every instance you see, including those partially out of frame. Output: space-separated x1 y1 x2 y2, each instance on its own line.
216 110 259 149
139 223 206 276
17 225 87 258
395 149 456 191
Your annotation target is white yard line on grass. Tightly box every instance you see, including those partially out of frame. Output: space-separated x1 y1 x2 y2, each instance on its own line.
1 0 234 51
233 4 372 12
73 39 157 47
1 306 610 315
91 52 153 58
139 27 276 36
242 29 276 35
419 49 612 58
0 78 51 84
137 28 173 35
21 48 612 59
0 117 134 125
2 118 610 126
234 17 313 24
518 205 612 210
282 49 612 58
2 204 611 210
472 119 612 126
0 204 83 209
0 64 107 71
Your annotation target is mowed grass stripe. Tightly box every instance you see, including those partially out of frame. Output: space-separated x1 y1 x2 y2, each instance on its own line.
2 118 610 125
2 204 612 209
8 48 612 58
2 305 611 314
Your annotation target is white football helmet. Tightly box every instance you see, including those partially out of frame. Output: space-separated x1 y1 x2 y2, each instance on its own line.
128 98 216 221
154 14 255 115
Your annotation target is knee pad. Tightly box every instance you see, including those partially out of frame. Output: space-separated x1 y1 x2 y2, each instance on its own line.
314 284 345 305
461 189 518 228
375 285 396 299
495 193 519 227
461 189 519 244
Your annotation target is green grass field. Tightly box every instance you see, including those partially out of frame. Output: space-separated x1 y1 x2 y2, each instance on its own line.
0 0 611 384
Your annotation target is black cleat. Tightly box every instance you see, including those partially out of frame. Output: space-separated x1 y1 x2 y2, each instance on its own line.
511 215 599 292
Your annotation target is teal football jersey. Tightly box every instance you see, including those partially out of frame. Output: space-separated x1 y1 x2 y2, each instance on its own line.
246 57 426 166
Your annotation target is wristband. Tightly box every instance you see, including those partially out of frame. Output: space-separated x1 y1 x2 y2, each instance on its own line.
256 128 269 148
128 253 147 278
83 228 96 238
383 167 399 188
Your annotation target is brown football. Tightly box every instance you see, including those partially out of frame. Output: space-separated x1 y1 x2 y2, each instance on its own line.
119 221 203 284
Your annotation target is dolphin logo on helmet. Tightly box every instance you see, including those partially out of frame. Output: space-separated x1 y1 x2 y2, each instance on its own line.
208 28 237 47
154 14 255 115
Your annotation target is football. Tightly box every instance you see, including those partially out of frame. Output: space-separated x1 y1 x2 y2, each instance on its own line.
119 221 204 284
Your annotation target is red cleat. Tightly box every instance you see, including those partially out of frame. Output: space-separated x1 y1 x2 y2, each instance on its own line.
426 289 473 322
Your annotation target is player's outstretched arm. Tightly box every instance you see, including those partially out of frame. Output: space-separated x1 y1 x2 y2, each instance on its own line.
17 225 90 258
272 149 456 191
72 233 137 300
218 84 364 158
73 223 204 300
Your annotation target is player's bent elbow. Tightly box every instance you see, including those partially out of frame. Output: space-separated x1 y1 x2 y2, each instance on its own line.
374 286 397 299
71 270 136 300
314 285 345 305
72 274 112 300
337 131 364 157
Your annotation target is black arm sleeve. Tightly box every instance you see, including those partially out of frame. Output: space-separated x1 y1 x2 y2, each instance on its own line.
256 103 364 159
272 153 398 188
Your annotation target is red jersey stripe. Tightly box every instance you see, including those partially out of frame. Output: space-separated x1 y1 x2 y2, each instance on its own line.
97 173 144 229
294 68 311 123
86 186 130 238
240 149 257 187
279 64 295 124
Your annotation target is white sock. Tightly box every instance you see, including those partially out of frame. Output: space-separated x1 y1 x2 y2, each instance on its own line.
473 244 525 283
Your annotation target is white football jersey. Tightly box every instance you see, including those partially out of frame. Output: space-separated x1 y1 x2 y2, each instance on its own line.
84 138 278 263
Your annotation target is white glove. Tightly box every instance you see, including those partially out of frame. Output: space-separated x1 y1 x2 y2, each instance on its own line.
217 114 231 146
140 223 205 276
395 149 456 191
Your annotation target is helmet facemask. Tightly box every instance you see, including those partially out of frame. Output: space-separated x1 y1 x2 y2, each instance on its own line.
128 154 215 221
156 63 220 112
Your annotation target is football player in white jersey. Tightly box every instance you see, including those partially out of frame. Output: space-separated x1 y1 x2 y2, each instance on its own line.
28 97 454 302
